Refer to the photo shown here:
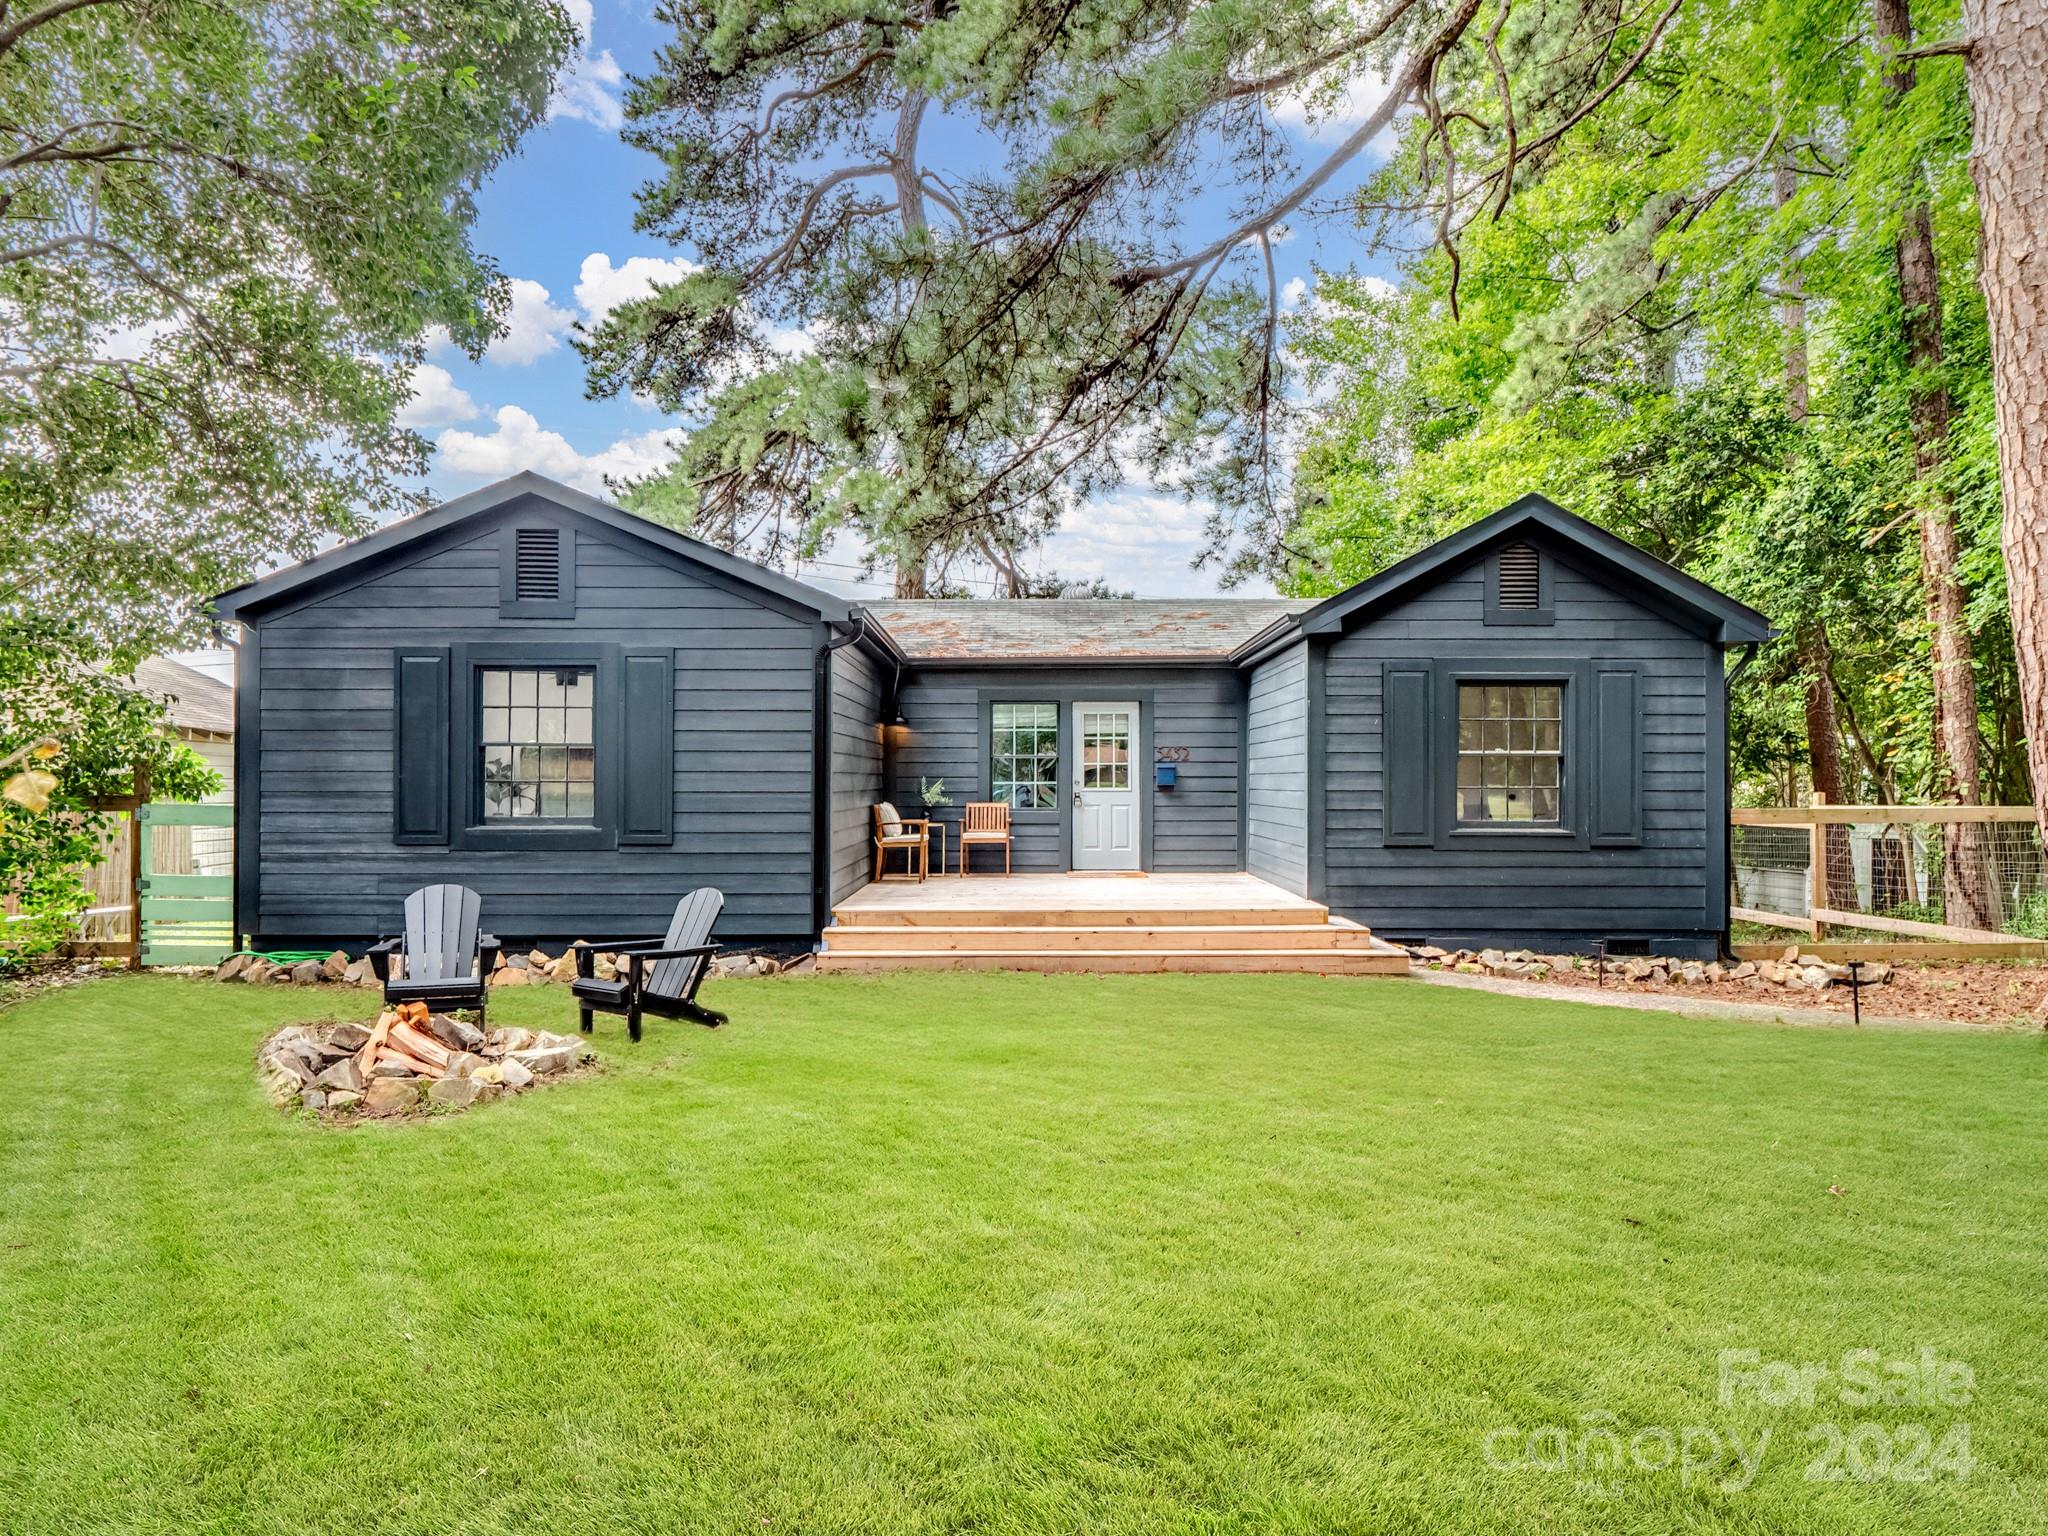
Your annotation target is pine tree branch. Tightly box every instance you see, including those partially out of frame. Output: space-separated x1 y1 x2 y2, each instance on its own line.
756 47 892 138
1218 0 1422 101
1119 0 1488 288
743 161 895 282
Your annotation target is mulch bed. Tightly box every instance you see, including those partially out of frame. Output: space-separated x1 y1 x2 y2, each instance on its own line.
1514 958 2048 1028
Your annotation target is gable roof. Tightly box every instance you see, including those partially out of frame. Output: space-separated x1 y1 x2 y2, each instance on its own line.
209 473 858 625
128 656 234 736
1292 493 1773 646
868 598 1315 661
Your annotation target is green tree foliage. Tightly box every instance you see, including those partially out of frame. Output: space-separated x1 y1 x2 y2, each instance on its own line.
1 0 573 955
1289 0 2013 804
0 0 575 657
585 0 1680 592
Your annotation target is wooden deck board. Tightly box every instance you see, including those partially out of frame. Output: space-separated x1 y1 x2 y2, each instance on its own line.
834 872 1329 928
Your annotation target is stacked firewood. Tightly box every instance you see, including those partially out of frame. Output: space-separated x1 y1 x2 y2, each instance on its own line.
360 1001 462 1079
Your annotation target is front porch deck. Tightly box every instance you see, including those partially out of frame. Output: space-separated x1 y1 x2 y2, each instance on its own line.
822 872 1411 974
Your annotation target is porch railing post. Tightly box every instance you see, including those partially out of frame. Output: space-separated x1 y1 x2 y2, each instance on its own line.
1809 791 1827 942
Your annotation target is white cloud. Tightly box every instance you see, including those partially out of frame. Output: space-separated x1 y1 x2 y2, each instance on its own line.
763 320 818 357
550 0 625 130
100 317 176 360
1281 276 1309 312
488 278 577 366
395 363 480 428
1268 70 1396 146
422 276 575 366
575 252 818 361
436 405 685 495
1042 486 1277 598
573 252 702 324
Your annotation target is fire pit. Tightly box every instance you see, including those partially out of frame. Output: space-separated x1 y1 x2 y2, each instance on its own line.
257 1002 593 1118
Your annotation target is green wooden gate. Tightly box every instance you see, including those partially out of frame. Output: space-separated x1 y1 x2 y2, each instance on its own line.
137 802 234 966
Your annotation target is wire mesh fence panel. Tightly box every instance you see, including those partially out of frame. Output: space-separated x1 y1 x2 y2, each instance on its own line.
1828 819 2043 933
1732 825 1812 919
1732 807 2046 943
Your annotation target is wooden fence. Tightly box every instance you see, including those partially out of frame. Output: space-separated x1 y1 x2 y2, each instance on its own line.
5 769 235 969
1730 798 2048 960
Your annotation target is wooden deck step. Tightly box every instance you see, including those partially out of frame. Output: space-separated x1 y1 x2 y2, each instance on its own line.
815 945 1411 975
825 923 1381 953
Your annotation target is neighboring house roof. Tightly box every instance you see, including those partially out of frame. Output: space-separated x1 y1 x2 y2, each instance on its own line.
129 655 234 736
867 599 1317 661
209 472 859 625
1292 493 1774 648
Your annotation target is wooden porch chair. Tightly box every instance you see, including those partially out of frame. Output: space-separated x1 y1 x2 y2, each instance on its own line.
958 801 1012 876
570 887 727 1040
872 802 930 882
366 883 498 1021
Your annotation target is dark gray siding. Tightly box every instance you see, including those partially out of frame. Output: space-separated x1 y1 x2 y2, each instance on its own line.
1324 552 1720 950
828 643 885 902
889 665 1242 873
1244 640 1309 894
249 515 819 942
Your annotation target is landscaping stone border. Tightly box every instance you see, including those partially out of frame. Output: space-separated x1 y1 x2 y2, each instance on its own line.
257 1018 596 1120
218 946 814 989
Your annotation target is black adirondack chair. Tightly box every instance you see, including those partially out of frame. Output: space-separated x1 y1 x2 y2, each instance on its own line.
365 883 498 1021
571 888 727 1040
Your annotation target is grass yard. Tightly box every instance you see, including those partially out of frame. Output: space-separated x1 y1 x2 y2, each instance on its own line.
2 972 2045 1534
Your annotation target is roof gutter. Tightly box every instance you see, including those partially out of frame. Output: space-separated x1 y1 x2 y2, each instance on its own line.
1231 613 1308 669
1719 639 1763 960
893 652 1248 670
811 613 878 941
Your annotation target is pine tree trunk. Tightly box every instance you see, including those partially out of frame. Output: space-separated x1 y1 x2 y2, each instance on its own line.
894 551 928 598
1961 0 2048 871
890 88 932 597
1777 149 1850 895
1876 0 1998 926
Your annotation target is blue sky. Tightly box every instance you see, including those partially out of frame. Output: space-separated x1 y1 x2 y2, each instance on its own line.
395 0 1403 602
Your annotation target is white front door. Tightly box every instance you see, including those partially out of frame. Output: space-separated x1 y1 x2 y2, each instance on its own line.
1072 701 1140 870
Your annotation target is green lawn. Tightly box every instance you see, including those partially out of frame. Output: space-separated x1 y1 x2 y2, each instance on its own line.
2 973 2044 1533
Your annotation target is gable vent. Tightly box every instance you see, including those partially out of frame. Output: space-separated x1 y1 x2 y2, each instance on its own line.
514 527 561 601
1496 543 1541 610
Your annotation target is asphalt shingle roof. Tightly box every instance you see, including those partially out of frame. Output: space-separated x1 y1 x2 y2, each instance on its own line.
129 656 235 736
866 599 1314 661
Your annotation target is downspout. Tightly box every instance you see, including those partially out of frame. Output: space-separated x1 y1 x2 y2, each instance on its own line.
1721 640 1762 958
812 613 873 943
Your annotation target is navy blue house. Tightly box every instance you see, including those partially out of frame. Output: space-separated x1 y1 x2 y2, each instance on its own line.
211 474 1770 958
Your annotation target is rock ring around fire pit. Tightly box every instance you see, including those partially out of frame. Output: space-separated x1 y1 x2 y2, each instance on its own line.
257 1001 595 1120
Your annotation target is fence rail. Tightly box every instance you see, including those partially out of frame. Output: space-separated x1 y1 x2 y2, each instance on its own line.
1731 799 2046 956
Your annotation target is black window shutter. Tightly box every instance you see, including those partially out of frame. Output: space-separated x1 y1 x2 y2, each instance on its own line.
1382 662 1434 846
1590 667 1642 846
393 647 450 845
619 650 674 845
